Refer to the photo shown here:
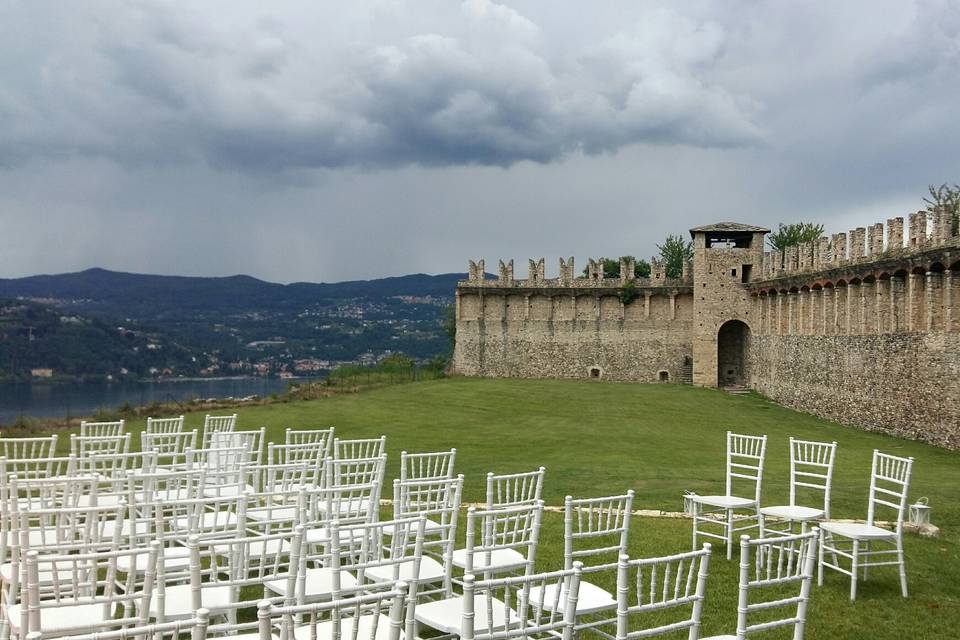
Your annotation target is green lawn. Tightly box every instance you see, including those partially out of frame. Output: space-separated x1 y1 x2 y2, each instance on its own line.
61 378 959 638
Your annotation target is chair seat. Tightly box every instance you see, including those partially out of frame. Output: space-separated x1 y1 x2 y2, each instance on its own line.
382 519 444 536
264 567 359 600
102 518 152 539
292 613 402 640
363 556 448 584
303 525 366 545
201 483 256 498
1 560 83 584
451 548 526 572
528 580 616 615
77 493 124 507
692 495 757 509
213 537 290 557
759 505 825 521
148 584 233 618
415 595 517 636
117 545 190 572
820 521 895 540
7 601 110 633
172 510 239 531
247 505 299 522
315 499 373 517
700 635 737 639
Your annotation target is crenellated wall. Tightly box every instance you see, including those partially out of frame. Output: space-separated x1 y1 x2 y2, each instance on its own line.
452 256 694 382
453 213 960 448
748 213 960 448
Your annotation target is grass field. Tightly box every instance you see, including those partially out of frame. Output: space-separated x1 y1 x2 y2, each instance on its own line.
54 378 959 639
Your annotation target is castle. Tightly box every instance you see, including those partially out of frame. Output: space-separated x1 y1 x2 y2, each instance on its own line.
451 214 960 449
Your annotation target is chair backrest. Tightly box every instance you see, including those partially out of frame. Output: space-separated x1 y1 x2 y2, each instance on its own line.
185 446 251 491
326 454 387 487
0 435 58 460
260 581 409 640
145 415 185 435
81 450 157 480
867 450 914 528
464 501 544 575
564 491 634 570
614 545 712 640
334 435 387 460
142 429 198 467
201 413 237 449
158 492 247 543
734 530 818 639
211 428 265 466
463 565 582 640
303 480 383 529
788 438 837 516
70 432 131 458
400 449 456 482
725 432 767 502
285 426 335 451
486 467 545 509
268 441 328 488
79 419 125 438
0 454 77 482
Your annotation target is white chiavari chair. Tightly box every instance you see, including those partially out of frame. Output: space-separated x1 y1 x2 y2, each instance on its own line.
0 456 76 484
451 502 544 578
79 420 124 439
257 581 408 640
201 414 237 450
300 481 383 550
9 543 156 640
760 439 837 537
78 451 158 508
149 528 303 624
530 491 634 617
691 432 768 560
399 449 456 483
818 450 913 600
184 446 253 499
486 467 545 510
244 463 312 527
416 563 581 640
267 443 327 492
145 415 185 435
211 428 265 467
333 436 386 461
702 530 818 639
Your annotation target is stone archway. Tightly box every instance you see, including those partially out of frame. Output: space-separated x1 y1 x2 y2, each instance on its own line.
717 320 751 387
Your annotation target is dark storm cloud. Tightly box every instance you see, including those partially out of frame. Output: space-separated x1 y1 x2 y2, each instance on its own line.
0 1 762 172
1 0 959 283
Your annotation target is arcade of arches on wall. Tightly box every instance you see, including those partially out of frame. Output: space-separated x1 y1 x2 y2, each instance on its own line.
753 258 960 335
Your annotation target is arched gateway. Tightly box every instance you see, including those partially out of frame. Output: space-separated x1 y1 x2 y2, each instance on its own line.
717 319 750 387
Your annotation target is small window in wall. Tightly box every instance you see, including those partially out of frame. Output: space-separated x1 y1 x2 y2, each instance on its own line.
589 367 601 379
741 264 753 283
658 371 669 382
730 268 737 277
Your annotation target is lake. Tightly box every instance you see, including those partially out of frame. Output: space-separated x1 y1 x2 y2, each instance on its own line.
0 377 314 425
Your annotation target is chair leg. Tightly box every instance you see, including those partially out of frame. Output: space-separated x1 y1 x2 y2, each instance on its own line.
862 541 870 581
758 511 766 538
691 508 698 552
817 533 824 587
897 536 908 598
849 539 859 601
726 509 734 560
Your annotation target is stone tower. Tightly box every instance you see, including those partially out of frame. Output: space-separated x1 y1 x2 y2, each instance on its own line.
690 222 769 387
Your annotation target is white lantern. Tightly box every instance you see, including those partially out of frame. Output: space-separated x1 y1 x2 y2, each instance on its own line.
909 497 930 526
683 491 698 516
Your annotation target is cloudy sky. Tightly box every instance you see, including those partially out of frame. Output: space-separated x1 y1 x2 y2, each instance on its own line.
1 0 959 283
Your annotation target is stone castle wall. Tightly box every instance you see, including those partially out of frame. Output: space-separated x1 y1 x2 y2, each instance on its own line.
748 213 960 448
453 212 960 448
452 257 694 382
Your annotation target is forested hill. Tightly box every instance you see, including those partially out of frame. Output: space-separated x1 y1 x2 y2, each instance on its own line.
0 268 470 381
0 268 463 318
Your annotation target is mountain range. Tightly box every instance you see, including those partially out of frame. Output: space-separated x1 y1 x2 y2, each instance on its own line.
0 268 467 381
